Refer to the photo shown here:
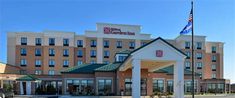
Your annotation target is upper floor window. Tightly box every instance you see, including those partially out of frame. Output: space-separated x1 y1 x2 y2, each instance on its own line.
185 51 190 59
103 61 109 64
90 60 96 64
90 40 97 47
35 38 42 46
196 52 202 59
212 64 216 71
35 70 42 75
103 40 109 48
104 50 110 58
63 60 69 67
35 48 41 56
63 39 69 46
185 41 190 49
21 37 27 45
49 38 55 46
63 49 69 57
35 60 41 67
116 41 122 48
117 55 127 62
48 70 55 75
185 61 190 69
49 59 55 67
141 42 147 46
212 55 216 62
20 59 27 66
196 62 202 69
77 50 83 57
129 42 135 49
90 50 96 58
77 40 83 47
49 48 55 56
77 60 83 65
20 48 27 56
212 73 216 79
196 42 202 49
212 46 216 53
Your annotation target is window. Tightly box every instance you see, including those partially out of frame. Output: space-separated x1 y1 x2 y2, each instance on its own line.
20 70 27 75
77 50 83 57
167 80 173 93
63 49 69 57
153 79 164 93
63 60 69 67
116 41 122 48
90 40 97 47
90 60 96 64
98 79 112 95
212 64 216 71
49 48 55 56
35 60 41 67
35 48 41 56
66 79 94 95
185 61 191 69
212 73 216 79
48 70 55 75
124 78 132 95
199 72 202 78
212 46 216 53
35 38 41 46
77 40 83 47
103 40 109 48
77 60 83 65
49 59 55 67
141 42 147 46
20 59 27 66
184 81 197 93
196 52 202 59
49 38 55 46
104 50 110 58
212 55 216 62
20 48 27 56
196 62 203 69
103 61 109 64
129 42 135 49
21 37 27 45
118 56 126 62
35 70 42 75
63 39 69 46
185 41 190 49
90 50 96 58
196 42 202 49
185 51 190 59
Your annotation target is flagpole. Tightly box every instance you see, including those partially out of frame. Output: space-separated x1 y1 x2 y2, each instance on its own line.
191 1 195 98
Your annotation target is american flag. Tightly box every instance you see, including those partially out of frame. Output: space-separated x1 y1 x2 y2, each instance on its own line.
180 8 193 34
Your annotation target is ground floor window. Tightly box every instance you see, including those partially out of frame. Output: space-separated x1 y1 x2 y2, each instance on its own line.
35 80 62 95
184 80 197 93
153 79 164 93
207 83 224 93
167 80 173 94
66 79 94 95
124 78 147 96
98 79 112 95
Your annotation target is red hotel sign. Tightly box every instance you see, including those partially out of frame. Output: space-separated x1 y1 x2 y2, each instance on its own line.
156 50 163 57
103 27 135 35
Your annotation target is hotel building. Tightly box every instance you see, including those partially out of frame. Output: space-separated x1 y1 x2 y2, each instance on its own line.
0 23 230 97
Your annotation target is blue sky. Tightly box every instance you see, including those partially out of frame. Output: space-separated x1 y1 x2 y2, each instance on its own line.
0 0 234 83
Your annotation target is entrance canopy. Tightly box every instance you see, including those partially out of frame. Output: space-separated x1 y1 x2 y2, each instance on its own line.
117 37 186 98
